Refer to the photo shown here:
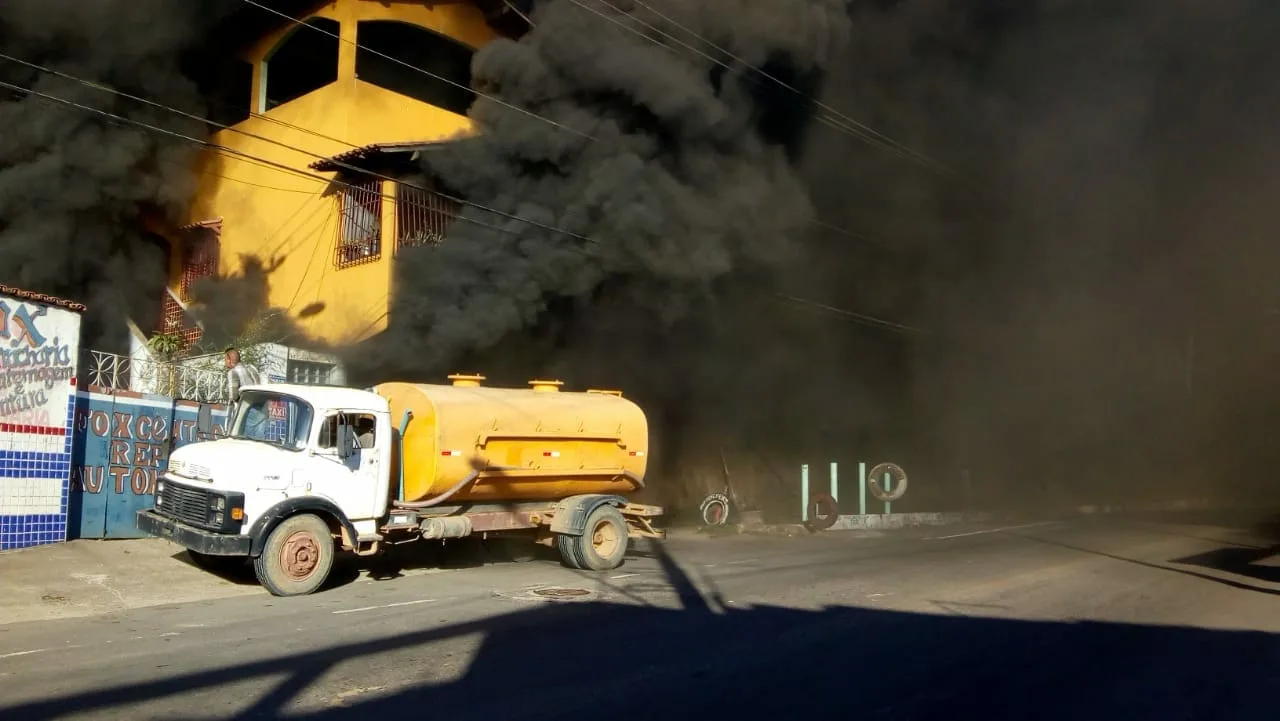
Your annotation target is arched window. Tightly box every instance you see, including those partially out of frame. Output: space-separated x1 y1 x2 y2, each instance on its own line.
355 20 476 116
262 17 340 111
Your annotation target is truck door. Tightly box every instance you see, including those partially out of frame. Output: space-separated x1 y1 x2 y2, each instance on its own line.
306 411 382 521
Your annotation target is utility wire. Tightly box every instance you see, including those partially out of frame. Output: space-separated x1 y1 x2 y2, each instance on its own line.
237 0 597 141
233 0 892 247
775 293 923 334
0 52 598 246
0 78 551 244
0 72 919 335
566 0 959 178
623 0 955 174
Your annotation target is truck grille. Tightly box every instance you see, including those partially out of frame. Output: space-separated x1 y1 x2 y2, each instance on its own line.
157 480 214 529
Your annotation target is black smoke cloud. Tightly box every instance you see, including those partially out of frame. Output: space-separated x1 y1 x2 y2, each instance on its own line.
355 0 903 512
371 0 1280 515
377 0 849 367
0 0 231 350
809 0 1280 511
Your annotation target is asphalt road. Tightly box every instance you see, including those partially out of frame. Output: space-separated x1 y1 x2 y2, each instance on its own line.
3 517 1280 720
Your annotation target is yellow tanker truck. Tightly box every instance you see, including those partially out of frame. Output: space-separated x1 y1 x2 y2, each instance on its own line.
136 375 664 596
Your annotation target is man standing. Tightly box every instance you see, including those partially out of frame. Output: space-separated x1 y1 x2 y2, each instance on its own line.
224 346 260 421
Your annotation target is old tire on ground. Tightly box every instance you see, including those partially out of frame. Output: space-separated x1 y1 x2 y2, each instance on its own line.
253 513 335 597
556 504 629 571
804 493 839 533
699 493 733 527
188 550 245 574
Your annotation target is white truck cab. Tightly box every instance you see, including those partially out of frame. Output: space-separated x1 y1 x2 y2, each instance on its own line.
139 384 393 591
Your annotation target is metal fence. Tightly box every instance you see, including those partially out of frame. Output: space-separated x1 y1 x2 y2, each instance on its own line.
79 349 228 402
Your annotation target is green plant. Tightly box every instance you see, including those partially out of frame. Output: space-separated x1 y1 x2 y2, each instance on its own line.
146 331 184 361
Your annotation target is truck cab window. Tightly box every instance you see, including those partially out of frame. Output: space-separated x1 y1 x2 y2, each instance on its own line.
317 413 376 450
231 391 313 450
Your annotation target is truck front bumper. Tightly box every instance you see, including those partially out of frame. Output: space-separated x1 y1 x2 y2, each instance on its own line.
136 510 251 556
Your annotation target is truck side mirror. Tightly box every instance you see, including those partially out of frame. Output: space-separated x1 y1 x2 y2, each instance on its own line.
335 424 357 459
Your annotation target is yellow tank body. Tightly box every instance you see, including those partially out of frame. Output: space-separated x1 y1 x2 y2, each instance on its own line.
374 377 650 504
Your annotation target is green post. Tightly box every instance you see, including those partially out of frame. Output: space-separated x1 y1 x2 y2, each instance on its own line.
858 461 867 516
801 464 810 522
884 471 892 515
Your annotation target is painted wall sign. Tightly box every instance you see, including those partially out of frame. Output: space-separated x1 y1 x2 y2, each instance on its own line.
0 299 79 426
70 390 227 539
0 294 82 551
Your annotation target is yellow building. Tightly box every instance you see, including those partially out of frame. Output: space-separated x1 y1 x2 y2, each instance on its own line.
159 0 529 351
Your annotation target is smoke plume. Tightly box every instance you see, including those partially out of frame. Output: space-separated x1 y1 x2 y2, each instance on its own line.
375 0 850 366
353 0 897 512
368 0 1280 515
0 0 229 349
812 0 1280 512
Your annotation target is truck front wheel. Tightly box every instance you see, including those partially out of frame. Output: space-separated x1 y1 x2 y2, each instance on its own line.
557 505 629 571
253 513 335 597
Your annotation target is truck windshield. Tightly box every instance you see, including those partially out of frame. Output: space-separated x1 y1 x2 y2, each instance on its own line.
230 391 313 450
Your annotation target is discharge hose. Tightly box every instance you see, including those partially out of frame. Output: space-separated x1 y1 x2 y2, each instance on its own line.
391 457 508 510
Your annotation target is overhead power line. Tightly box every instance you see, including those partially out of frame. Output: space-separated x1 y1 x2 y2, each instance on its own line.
236 0 896 247
775 293 923 334
0 52 597 245
567 0 960 178
0 63 920 335
0 77 542 242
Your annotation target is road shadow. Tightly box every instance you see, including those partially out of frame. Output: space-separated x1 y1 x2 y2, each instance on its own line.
1010 531 1280 598
1169 545 1280 585
7 541 1280 721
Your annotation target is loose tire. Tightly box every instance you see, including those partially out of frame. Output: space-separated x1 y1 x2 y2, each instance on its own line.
699 493 733 527
556 504 629 571
253 513 335 597
188 550 245 574
804 493 839 532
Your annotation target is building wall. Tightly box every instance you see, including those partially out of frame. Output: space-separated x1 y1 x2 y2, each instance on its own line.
182 0 497 346
70 390 229 540
0 295 83 551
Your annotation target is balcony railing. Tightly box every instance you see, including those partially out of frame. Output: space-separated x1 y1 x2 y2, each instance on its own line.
80 350 228 402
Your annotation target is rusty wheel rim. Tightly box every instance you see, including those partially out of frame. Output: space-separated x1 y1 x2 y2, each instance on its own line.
281 530 321 581
591 518 620 558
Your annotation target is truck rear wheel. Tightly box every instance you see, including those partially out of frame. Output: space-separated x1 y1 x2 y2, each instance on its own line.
556 504 629 571
253 514 335 597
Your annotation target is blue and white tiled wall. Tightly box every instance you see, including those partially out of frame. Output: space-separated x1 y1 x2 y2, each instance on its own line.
0 390 76 549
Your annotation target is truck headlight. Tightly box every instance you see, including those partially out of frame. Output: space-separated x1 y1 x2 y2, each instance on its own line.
156 481 164 493
212 497 226 511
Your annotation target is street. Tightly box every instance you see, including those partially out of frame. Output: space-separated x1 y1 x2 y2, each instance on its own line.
3 517 1280 720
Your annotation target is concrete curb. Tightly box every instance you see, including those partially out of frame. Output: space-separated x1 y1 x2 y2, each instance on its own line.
826 512 994 531
686 511 1003 538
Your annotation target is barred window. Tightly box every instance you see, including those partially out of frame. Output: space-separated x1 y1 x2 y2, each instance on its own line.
396 183 460 253
336 178 383 268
